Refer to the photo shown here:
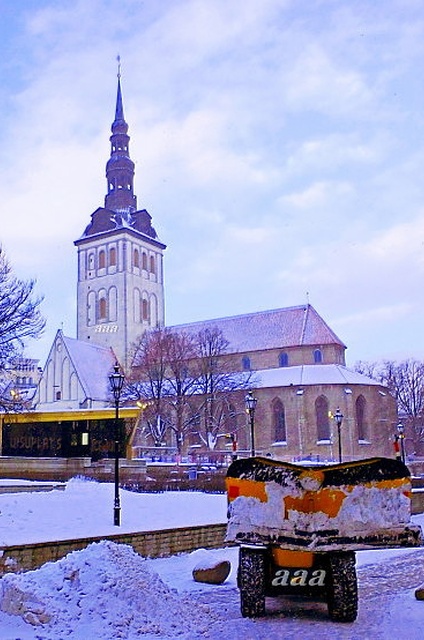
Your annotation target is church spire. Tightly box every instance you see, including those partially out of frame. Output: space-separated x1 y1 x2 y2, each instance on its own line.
114 56 125 124
104 58 137 213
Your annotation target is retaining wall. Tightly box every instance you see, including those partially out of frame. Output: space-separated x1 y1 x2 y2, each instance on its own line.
0 523 228 576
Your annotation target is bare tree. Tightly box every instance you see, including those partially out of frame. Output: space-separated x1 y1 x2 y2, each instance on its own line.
0 248 45 365
163 329 199 455
193 327 253 450
355 358 424 450
128 327 200 454
0 248 45 410
128 327 172 447
128 325 254 455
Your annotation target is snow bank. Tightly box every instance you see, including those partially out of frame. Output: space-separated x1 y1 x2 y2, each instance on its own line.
0 540 217 639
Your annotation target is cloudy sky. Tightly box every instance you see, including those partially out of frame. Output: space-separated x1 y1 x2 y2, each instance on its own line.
1 0 424 367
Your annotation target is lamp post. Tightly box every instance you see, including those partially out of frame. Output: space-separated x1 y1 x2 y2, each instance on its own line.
245 391 258 457
109 362 125 526
334 408 344 463
397 423 406 463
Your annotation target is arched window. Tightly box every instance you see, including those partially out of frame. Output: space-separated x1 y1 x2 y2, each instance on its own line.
316 395 330 440
272 398 286 442
108 287 117 322
133 288 141 322
142 298 149 321
109 247 116 267
150 293 158 326
133 248 139 268
142 252 148 270
99 297 107 320
98 250 106 269
242 356 251 371
356 395 368 440
87 291 96 326
279 352 289 367
150 255 156 273
314 349 323 363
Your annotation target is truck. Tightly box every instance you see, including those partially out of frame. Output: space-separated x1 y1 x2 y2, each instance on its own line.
226 456 423 622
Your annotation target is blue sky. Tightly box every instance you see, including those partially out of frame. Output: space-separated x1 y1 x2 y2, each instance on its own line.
1 0 424 367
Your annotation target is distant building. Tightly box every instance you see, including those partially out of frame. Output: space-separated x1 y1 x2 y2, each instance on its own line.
27 71 396 462
1 357 42 408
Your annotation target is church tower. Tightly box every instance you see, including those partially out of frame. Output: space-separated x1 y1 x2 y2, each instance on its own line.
74 66 166 368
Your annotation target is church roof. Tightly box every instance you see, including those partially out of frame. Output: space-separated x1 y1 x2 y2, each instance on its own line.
255 364 380 389
76 207 165 248
61 335 116 401
171 304 346 353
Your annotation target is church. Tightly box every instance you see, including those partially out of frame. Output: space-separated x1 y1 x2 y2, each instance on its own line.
30 70 395 463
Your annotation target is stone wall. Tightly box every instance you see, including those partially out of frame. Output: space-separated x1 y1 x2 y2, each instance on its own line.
0 523 228 576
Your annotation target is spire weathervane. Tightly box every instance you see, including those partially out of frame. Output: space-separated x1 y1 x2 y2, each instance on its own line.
117 54 121 79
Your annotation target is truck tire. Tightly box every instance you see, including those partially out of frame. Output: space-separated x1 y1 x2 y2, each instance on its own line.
326 551 358 623
238 546 266 618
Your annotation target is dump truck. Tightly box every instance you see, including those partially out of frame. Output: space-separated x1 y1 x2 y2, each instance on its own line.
226 456 423 622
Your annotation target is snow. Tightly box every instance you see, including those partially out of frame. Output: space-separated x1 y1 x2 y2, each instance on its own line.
0 478 424 639
0 478 227 546
227 478 413 544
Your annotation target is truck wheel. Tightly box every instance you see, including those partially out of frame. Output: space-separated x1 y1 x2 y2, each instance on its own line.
238 546 266 618
326 552 358 623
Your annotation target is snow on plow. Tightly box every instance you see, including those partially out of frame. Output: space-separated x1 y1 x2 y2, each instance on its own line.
226 456 422 551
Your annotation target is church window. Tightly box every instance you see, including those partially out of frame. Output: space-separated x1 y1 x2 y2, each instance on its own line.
273 399 286 442
314 349 323 363
356 395 368 440
142 252 148 270
150 294 158 326
279 352 289 367
109 287 117 322
98 250 106 269
142 298 149 321
133 288 141 322
88 253 95 273
87 291 96 326
99 297 107 320
133 248 140 268
242 356 251 370
150 255 156 273
109 247 116 267
316 395 330 441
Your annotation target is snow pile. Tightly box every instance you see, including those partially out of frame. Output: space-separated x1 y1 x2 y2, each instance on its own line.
227 479 413 542
0 540 217 639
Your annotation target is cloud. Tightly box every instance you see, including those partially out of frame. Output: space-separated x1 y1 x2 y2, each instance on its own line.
1 0 424 366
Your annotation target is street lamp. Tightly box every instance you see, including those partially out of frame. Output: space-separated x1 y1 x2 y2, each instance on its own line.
397 423 406 463
109 362 125 526
245 391 258 457
334 408 344 463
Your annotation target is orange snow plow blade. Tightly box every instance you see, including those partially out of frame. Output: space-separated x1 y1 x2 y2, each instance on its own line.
226 457 423 551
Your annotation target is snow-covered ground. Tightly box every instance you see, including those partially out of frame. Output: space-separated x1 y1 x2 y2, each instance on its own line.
0 478 424 639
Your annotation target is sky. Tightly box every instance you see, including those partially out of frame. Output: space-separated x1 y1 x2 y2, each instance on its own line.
1 0 424 368
0 479 424 638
